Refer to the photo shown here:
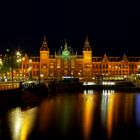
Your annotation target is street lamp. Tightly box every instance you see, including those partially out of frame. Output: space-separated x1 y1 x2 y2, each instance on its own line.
16 51 22 81
28 59 32 80
0 57 3 81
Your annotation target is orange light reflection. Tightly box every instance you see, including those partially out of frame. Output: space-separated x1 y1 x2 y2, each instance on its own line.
83 95 95 140
107 94 115 139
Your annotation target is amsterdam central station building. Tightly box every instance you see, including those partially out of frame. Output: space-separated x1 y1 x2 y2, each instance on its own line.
19 36 140 82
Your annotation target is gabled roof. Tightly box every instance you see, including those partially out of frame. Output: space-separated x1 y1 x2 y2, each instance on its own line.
122 54 128 62
102 53 108 62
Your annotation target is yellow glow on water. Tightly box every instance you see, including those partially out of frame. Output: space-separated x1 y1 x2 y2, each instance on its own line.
83 95 95 140
8 107 38 140
124 94 134 124
101 90 115 129
8 108 23 140
20 108 37 140
107 94 115 138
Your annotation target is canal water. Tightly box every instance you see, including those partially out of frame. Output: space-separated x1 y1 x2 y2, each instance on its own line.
0 90 140 140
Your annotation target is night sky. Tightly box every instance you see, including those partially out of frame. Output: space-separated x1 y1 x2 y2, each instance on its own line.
0 0 139 56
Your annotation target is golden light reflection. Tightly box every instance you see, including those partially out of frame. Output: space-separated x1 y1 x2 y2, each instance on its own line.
105 93 135 139
38 99 53 132
113 94 120 129
124 94 134 124
8 108 23 140
8 107 38 140
107 94 116 139
19 108 37 140
101 90 115 129
83 95 95 140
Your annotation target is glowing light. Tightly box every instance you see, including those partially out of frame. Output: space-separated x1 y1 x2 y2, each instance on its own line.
16 51 21 56
83 82 95 85
8 107 38 140
84 90 94 94
102 90 114 96
29 59 32 63
83 95 95 140
62 76 73 79
0 58 2 66
102 81 115 85
107 94 116 139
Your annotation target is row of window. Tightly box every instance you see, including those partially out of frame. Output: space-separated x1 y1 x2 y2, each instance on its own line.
22 70 138 77
21 63 140 70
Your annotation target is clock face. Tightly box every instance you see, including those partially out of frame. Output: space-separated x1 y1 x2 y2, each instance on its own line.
85 54 90 59
42 54 47 58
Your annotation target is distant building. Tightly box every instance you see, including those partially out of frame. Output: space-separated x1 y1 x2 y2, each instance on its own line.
19 36 140 82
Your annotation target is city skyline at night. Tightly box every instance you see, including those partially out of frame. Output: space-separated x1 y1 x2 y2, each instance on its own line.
1 36 140 83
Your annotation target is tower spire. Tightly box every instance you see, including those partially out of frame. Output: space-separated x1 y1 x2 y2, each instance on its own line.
83 36 92 51
64 39 68 50
40 36 49 51
44 35 46 41
122 54 128 62
85 36 89 45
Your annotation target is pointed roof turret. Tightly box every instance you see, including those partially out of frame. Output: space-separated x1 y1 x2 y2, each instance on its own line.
122 54 128 62
64 39 68 50
44 35 46 41
62 39 70 58
85 36 89 45
40 35 49 51
83 36 92 51
102 53 108 62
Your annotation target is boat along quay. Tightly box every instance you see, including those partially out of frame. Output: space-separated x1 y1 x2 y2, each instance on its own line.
54 79 140 93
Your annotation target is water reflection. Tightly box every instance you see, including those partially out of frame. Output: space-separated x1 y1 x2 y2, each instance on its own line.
124 94 135 125
136 93 140 127
84 90 95 94
8 107 38 140
1 90 140 140
83 94 95 140
107 93 116 138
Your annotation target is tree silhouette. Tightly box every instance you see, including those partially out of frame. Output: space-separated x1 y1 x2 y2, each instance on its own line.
2 49 21 84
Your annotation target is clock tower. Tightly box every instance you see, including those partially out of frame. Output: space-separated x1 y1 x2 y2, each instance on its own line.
83 36 92 62
82 36 92 81
40 36 49 80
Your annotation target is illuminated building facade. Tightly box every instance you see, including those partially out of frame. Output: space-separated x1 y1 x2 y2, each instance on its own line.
19 36 140 82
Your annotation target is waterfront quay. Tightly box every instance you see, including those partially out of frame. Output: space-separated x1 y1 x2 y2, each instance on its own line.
0 79 140 94
52 75 140 92
0 82 21 90
21 77 140 93
0 82 22 95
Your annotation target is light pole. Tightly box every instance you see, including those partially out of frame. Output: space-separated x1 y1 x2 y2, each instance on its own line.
28 59 32 80
16 51 22 81
21 57 25 81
